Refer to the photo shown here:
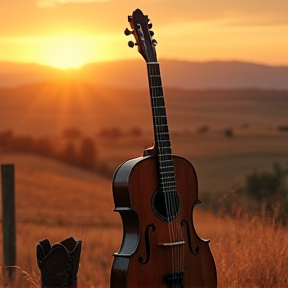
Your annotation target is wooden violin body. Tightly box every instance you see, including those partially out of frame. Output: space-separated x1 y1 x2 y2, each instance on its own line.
111 153 217 288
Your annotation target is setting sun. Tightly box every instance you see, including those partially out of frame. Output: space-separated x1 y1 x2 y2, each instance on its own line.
44 44 86 69
0 35 129 69
39 37 98 69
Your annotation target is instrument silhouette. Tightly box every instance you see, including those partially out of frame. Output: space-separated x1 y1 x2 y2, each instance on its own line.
110 8 217 288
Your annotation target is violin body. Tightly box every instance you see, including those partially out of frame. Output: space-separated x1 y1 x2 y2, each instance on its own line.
111 154 217 288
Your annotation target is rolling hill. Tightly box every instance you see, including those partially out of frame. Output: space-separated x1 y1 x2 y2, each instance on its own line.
1 81 287 195
0 81 287 136
0 153 115 227
1 59 288 89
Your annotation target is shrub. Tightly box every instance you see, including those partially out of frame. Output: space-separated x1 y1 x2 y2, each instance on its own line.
129 126 142 137
244 163 288 223
277 125 288 132
224 128 234 138
196 125 209 134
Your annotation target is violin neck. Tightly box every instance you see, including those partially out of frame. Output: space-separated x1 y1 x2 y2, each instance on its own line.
147 62 176 191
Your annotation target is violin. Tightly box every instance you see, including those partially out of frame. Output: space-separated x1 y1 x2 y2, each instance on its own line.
111 8 217 288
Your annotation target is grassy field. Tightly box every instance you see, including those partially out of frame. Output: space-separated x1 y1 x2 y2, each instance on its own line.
95 129 288 194
0 84 288 286
1 83 287 193
0 152 288 288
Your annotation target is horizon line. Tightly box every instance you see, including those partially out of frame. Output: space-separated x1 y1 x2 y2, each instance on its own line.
0 58 288 70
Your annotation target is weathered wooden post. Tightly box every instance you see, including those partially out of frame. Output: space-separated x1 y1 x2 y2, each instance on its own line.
1 164 16 284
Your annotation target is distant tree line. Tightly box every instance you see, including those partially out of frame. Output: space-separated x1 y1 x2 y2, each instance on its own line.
0 126 146 178
98 126 142 138
0 129 107 175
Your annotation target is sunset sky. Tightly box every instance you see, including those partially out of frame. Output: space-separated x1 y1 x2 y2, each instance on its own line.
1 0 287 69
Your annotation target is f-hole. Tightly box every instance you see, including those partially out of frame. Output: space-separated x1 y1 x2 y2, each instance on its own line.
181 219 199 255
138 224 156 265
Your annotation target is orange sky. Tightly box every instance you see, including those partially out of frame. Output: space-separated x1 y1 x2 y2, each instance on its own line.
1 0 288 68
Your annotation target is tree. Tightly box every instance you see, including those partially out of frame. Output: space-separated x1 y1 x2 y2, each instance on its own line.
60 141 77 166
34 137 55 157
78 137 97 170
0 130 14 151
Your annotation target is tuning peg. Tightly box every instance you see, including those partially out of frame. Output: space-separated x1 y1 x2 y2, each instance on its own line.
149 31 154 37
128 41 135 48
128 15 132 22
152 39 157 46
124 28 133 36
148 23 153 29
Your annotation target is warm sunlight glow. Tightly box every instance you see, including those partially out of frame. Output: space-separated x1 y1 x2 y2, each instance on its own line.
39 35 130 68
33 36 111 69
1 0 288 67
44 44 88 69
0 35 129 68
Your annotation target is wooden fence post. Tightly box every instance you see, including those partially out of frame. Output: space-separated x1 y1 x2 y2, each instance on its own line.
1 164 16 283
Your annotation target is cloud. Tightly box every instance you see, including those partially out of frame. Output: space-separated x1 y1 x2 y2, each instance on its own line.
37 0 110 8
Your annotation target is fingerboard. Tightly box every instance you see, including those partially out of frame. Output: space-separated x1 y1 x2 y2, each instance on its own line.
147 63 176 192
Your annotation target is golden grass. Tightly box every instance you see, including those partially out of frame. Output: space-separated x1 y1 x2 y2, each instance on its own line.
0 153 288 287
199 211 288 288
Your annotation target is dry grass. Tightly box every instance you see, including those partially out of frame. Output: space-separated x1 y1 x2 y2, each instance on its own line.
1 85 287 287
0 153 288 287
201 212 288 288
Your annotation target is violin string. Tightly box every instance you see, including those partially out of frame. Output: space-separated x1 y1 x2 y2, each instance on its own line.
156 62 184 280
149 63 175 275
157 63 181 280
150 62 185 279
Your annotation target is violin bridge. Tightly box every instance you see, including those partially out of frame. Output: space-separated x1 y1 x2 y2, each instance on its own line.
159 240 185 246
